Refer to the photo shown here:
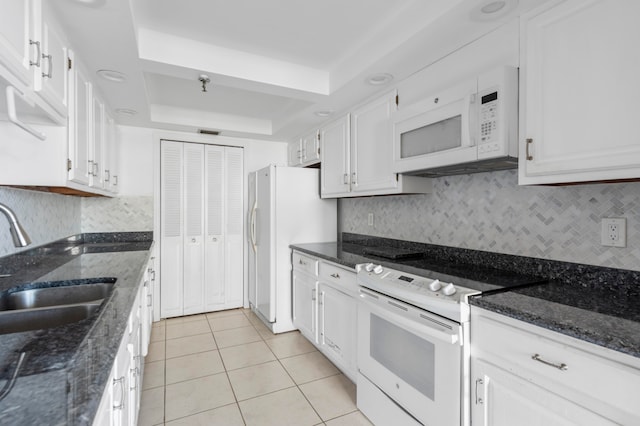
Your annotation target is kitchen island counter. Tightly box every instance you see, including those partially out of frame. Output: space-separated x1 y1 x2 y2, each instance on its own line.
0 232 152 425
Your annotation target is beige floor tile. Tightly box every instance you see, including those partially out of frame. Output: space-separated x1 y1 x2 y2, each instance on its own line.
219 341 276 371
165 313 208 325
299 375 357 421
206 309 244 320
166 333 217 359
165 350 225 384
208 314 253 331
165 373 235 421
138 387 165 426
150 325 166 342
166 320 211 340
252 319 277 340
152 320 166 328
214 325 261 348
265 331 317 359
165 403 243 426
142 360 165 390
325 411 373 426
239 387 321 426
227 360 295 401
146 340 165 362
280 351 340 384
243 310 264 325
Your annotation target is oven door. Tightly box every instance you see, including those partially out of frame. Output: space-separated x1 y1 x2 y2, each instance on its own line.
393 78 478 174
357 288 462 426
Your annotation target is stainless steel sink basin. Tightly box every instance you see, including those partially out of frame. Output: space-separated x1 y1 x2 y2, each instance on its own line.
0 282 115 311
0 303 101 334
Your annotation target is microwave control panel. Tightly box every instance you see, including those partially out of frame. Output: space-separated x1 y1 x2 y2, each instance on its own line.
479 91 499 150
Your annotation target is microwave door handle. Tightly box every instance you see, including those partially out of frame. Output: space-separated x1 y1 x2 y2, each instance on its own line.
462 93 477 147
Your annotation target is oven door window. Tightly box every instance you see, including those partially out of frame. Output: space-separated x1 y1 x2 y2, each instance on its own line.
370 313 435 400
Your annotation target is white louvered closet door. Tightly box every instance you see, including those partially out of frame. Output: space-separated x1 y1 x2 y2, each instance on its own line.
160 141 184 318
204 145 225 309
182 143 205 315
224 147 244 307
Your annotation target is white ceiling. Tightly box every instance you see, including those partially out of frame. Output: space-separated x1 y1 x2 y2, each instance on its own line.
51 0 541 141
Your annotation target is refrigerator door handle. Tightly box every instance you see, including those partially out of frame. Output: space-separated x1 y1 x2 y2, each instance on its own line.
250 202 258 249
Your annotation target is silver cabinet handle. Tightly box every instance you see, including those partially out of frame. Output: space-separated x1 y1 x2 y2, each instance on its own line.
42 54 52 78
531 353 567 371
475 378 484 405
311 288 316 301
151 270 156 281
147 293 152 307
113 376 125 410
526 138 534 161
343 173 348 184
29 40 41 67
113 175 118 186
88 160 94 176
93 162 99 177
330 273 340 279
104 169 110 182
352 172 357 185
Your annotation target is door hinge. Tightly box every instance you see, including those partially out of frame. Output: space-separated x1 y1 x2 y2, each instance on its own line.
67 58 72 70
67 158 72 171
395 94 399 106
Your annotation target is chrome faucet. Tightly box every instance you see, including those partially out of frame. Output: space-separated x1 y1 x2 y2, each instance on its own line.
0 203 31 247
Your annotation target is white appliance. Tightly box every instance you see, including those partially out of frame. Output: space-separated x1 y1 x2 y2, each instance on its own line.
392 66 518 177
248 165 336 333
356 263 479 426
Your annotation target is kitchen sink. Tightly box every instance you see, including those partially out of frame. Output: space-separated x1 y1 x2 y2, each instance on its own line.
0 282 115 311
0 302 102 334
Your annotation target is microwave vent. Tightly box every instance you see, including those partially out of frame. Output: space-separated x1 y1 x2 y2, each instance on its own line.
408 156 518 178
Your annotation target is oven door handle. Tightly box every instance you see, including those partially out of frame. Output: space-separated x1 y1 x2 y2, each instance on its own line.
359 290 460 345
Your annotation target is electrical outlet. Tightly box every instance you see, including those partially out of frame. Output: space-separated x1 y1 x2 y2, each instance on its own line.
601 218 626 247
368 213 374 227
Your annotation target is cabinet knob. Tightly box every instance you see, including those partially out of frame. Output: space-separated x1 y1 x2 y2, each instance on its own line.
191 238 196 243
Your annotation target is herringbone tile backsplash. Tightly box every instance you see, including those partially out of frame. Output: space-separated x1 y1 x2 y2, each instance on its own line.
340 170 640 271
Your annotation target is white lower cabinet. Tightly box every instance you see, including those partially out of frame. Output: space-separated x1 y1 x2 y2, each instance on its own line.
471 307 640 426
292 251 357 382
94 264 151 426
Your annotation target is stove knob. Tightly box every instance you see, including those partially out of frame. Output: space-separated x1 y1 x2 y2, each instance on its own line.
442 283 457 296
428 279 441 292
373 265 384 275
365 263 375 272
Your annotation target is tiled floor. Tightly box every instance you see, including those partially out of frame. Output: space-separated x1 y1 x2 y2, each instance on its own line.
139 308 373 426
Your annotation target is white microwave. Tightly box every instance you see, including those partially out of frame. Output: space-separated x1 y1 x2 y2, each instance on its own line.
392 66 518 176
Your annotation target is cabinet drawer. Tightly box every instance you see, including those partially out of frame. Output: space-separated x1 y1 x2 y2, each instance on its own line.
473 311 640 422
318 261 356 293
292 251 318 276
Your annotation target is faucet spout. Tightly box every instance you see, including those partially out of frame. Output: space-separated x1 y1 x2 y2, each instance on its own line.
0 203 31 247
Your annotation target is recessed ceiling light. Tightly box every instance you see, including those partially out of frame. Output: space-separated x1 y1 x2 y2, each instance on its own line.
314 110 334 118
115 108 137 116
481 1 506 14
366 73 394 86
97 69 127 83
470 0 518 21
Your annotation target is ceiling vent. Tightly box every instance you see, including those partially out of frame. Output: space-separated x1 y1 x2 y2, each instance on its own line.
198 129 220 136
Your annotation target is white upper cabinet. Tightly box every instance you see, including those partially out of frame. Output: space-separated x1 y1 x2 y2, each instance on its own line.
519 0 640 184
320 92 431 198
0 0 37 86
320 114 351 197
68 52 92 186
288 130 320 167
288 139 302 166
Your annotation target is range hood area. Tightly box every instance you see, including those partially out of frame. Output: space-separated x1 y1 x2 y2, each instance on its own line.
407 156 518 178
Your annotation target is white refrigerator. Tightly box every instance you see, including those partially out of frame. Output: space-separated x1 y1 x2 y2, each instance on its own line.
248 165 336 333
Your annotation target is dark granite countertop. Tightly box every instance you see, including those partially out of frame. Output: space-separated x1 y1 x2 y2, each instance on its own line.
0 232 153 425
291 233 640 359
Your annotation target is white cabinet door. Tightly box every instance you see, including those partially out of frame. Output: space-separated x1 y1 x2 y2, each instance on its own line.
0 0 37 86
519 0 640 184
318 283 356 378
292 270 317 343
288 139 301 166
36 4 68 116
68 54 92 186
160 141 184 318
104 111 119 193
351 90 398 193
301 130 320 165
182 143 205 315
320 114 351 197
90 93 105 188
472 359 617 426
